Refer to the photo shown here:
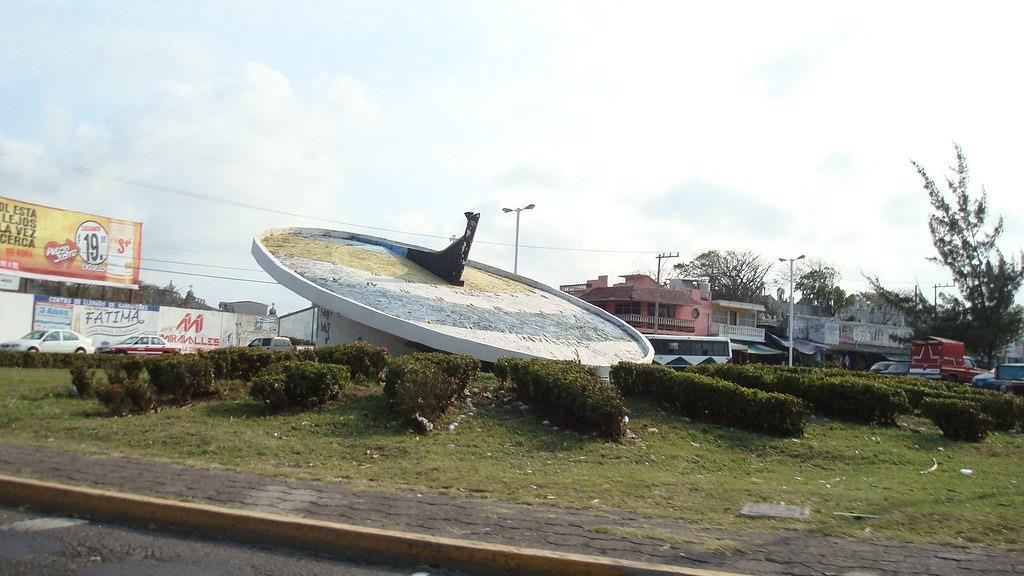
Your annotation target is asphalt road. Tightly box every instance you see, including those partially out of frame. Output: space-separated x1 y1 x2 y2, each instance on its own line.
0 506 456 576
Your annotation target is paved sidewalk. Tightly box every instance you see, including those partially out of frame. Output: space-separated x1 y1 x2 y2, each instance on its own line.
0 443 1020 576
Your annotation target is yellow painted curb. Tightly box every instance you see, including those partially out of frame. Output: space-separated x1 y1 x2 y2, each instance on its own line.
0 473 747 576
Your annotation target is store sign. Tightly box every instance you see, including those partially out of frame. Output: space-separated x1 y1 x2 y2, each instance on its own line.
0 273 17 291
0 195 143 288
159 310 225 352
33 301 73 330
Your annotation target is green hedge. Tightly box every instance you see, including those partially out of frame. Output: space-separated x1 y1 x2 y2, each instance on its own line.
201 348 289 381
68 357 95 398
495 358 627 439
94 380 156 416
921 398 993 441
612 362 807 437
314 343 389 381
249 360 350 410
146 356 219 405
690 364 909 426
0 350 121 369
383 355 465 432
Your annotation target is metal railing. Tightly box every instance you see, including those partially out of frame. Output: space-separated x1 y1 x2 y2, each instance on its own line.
615 313 695 332
709 322 765 341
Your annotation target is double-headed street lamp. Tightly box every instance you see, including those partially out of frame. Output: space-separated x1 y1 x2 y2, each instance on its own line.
778 254 805 367
502 203 534 274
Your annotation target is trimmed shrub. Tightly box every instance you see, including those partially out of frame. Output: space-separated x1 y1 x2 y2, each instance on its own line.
104 364 130 386
610 361 678 397
148 356 218 405
612 362 807 437
691 364 908 426
921 398 993 441
69 357 95 398
384 356 463 431
315 343 390 381
118 356 147 381
496 358 627 439
0 351 117 369
249 360 350 410
971 396 1019 431
201 348 289 381
95 380 156 416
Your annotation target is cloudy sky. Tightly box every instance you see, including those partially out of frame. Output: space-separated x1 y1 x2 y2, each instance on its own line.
2 1 1022 314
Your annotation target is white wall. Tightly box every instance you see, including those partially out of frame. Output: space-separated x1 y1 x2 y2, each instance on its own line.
279 306 316 342
12 295 278 351
316 308 418 354
0 292 34 342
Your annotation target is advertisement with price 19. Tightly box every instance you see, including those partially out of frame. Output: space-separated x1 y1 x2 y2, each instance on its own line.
0 195 142 288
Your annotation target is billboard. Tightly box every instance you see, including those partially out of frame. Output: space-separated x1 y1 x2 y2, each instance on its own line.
0 273 17 291
158 309 226 353
0 195 143 288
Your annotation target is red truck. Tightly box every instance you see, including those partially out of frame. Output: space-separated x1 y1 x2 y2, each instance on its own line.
908 336 986 383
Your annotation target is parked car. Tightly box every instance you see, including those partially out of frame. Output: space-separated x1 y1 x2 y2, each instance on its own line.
247 337 313 352
908 336 987 383
869 361 895 374
971 369 996 390
0 329 95 354
97 335 181 355
881 362 910 375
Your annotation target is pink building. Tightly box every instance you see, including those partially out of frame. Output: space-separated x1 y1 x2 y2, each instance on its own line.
560 274 712 335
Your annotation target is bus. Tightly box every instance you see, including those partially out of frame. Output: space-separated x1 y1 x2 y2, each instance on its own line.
647 335 732 367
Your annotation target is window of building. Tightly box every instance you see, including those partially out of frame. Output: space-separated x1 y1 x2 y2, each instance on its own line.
656 304 676 318
712 309 728 324
614 302 641 315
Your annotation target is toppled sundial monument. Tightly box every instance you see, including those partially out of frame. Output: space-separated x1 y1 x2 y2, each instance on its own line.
252 213 652 374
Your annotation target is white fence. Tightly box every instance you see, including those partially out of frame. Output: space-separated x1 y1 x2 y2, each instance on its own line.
0 293 278 352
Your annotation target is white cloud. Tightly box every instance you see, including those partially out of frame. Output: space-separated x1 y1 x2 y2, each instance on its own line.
1 0 1023 311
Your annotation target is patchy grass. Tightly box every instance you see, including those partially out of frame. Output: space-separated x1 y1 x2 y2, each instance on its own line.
589 525 752 555
1 368 1022 549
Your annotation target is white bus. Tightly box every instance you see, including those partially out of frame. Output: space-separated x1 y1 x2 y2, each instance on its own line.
647 335 732 367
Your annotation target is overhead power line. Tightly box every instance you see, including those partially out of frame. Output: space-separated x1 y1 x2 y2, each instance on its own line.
0 148 661 255
137 266 278 285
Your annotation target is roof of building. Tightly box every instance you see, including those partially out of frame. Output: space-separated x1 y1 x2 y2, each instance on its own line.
712 299 766 312
575 285 697 306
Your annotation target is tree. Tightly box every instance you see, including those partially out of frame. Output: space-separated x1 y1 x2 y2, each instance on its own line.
870 144 1024 366
851 290 905 325
673 250 772 302
792 260 853 317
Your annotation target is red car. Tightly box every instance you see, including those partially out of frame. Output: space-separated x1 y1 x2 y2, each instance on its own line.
97 335 182 355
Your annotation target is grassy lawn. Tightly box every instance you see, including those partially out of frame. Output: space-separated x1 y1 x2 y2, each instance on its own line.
1 367 1021 550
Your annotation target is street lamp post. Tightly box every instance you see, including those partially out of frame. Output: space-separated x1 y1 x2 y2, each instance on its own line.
778 254 805 367
502 204 534 274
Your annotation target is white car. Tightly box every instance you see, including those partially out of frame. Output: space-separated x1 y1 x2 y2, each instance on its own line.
0 329 95 354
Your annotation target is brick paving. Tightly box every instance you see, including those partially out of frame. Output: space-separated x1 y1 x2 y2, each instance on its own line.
1 442 1021 576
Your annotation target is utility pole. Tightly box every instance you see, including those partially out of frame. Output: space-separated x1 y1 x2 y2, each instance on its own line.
933 283 954 308
652 252 679 334
779 254 806 367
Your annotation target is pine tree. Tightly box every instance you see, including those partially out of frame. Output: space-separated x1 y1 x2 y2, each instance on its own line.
870 144 1023 366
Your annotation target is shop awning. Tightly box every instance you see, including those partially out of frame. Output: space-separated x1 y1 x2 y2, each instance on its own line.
730 342 749 352
766 333 827 355
745 343 786 355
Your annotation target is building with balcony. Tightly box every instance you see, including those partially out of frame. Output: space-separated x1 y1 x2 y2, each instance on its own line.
709 299 785 359
559 274 712 335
